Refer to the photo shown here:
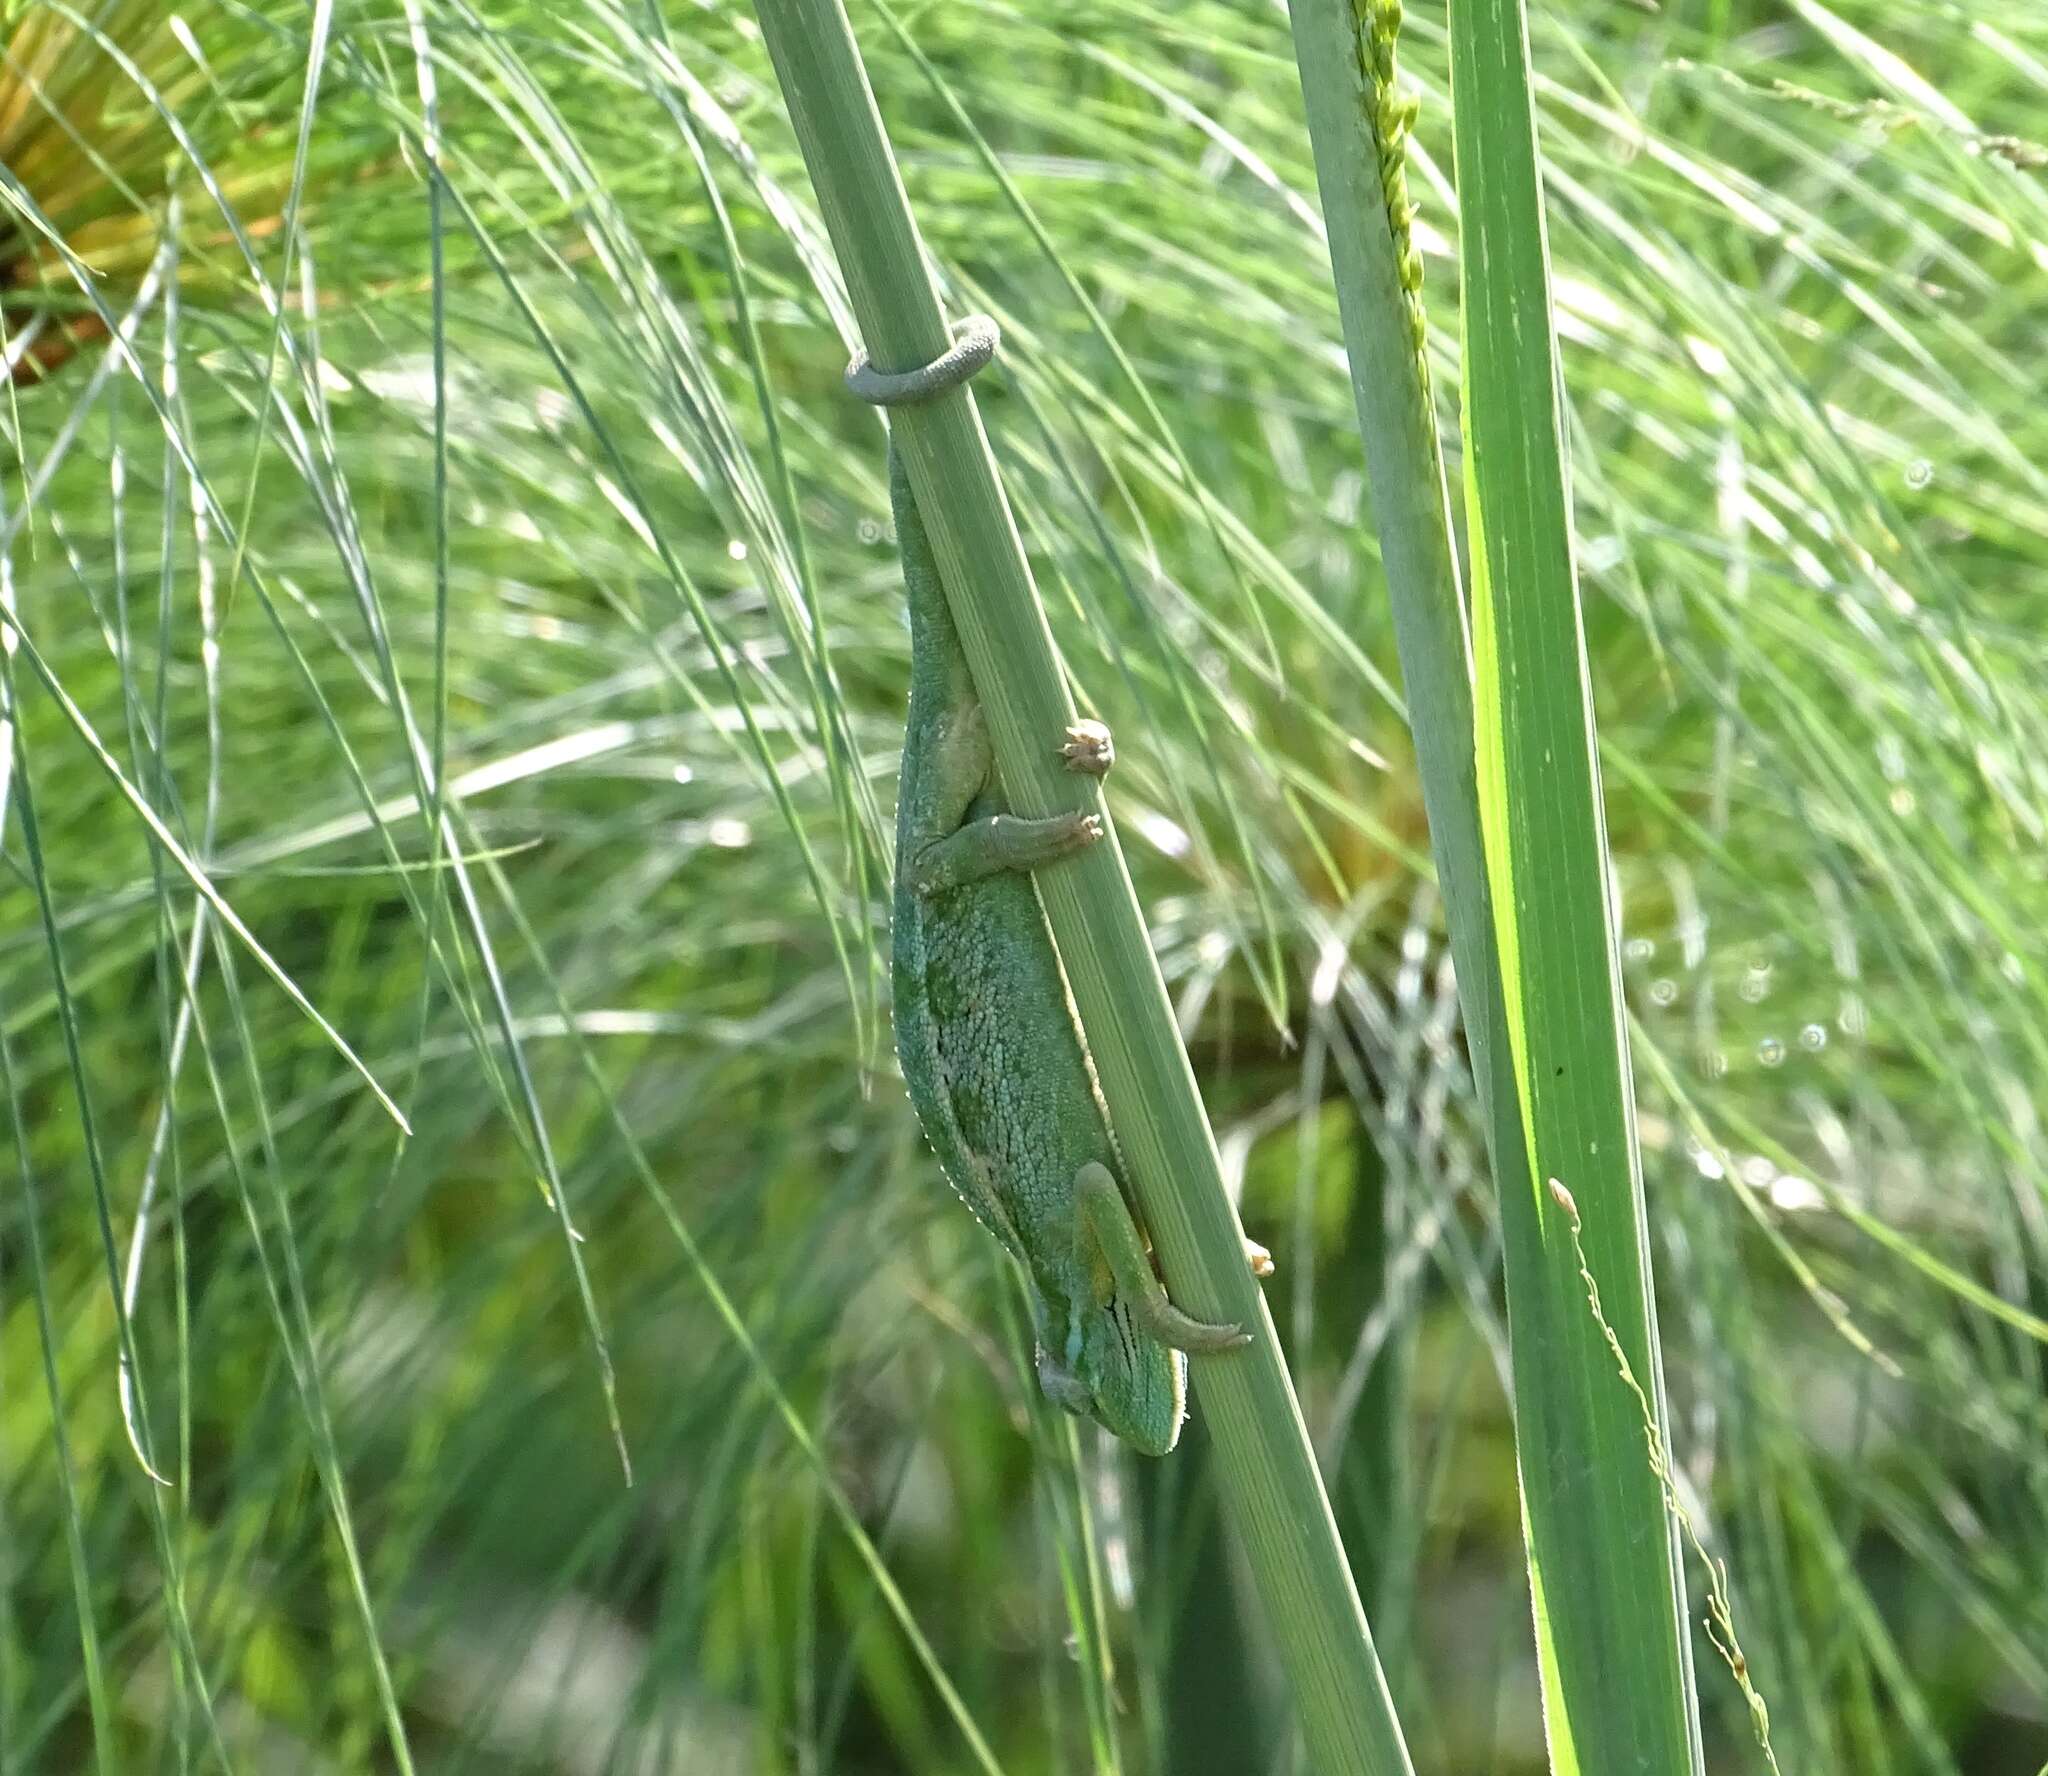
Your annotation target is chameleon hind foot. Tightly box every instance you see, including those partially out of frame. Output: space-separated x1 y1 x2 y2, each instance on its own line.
1075 1162 1251 1353
1060 719 1115 778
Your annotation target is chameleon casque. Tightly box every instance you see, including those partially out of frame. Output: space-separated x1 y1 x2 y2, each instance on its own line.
885 447 1266 1456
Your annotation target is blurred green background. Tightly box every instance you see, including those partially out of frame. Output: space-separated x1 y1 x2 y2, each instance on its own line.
2 0 2046 1770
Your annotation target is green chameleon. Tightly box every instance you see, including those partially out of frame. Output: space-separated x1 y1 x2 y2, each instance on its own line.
886 450 1268 1456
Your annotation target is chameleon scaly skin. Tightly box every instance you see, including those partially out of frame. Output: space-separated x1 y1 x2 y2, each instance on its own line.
885 448 1255 1456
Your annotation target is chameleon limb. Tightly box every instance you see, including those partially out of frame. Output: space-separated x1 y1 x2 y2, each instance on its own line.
906 810 1103 896
1075 1162 1251 1353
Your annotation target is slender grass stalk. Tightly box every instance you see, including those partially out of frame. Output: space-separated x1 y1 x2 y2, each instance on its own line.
747 0 1413 1767
1287 0 1704 1768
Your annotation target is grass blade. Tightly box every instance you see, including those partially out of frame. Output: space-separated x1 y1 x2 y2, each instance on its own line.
1450 0 1707 1766
1287 0 1723 1764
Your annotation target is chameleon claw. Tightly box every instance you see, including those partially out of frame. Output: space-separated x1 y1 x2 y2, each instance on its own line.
1060 719 1115 778
1154 1305 1253 1353
1076 1162 1253 1354
1153 1237 1271 1347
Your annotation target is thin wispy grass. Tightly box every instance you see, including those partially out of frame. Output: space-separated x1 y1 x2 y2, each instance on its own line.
0 1 2043 1771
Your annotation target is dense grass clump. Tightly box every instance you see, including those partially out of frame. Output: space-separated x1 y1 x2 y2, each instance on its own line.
2 2 2045 1771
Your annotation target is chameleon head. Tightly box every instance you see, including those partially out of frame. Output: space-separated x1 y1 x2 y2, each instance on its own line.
1034 1298 1188 1458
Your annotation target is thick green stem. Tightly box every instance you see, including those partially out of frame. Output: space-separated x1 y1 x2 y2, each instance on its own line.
1287 0 1704 1767
748 0 1414 1768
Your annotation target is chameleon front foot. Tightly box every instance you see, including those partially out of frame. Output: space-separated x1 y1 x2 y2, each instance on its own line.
906 810 1103 894
1008 810 1104 860
1075 1163 1252 1353
1060 719 1115 778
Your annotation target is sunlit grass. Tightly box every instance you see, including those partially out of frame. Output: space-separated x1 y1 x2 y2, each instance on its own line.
1 0 2044 1770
